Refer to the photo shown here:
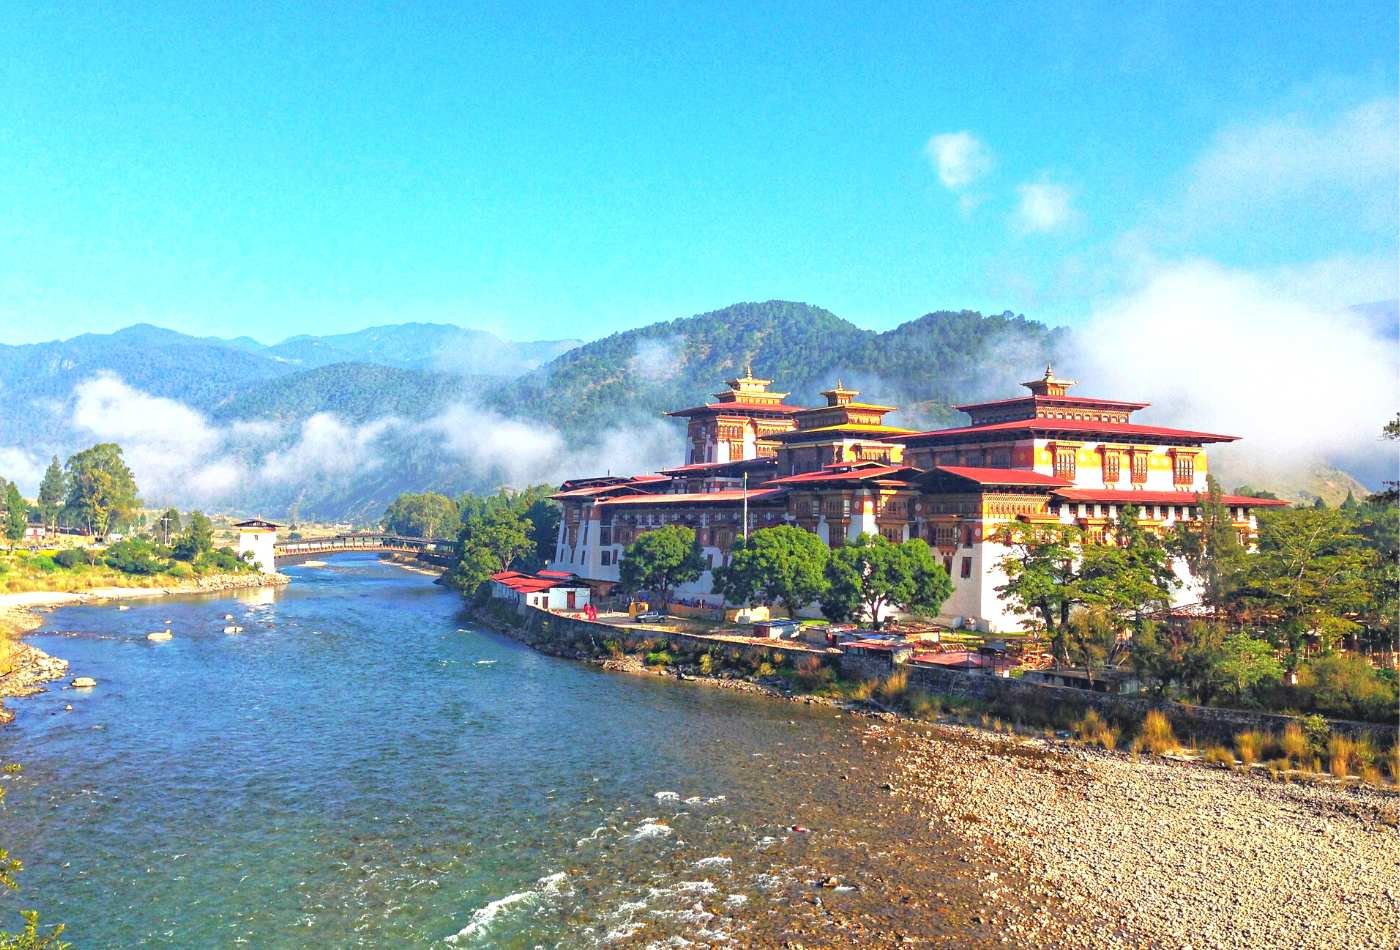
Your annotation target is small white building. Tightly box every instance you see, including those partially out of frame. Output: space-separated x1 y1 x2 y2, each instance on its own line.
489 570 592 611
234 519 280 573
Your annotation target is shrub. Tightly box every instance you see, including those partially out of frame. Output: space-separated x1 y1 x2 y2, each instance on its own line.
167 562 194 579
644 650 674 667
26 554 58 573
698 651 715 675
1301 714 1331 756
104 538 167 575
846 679 874 701
754 661 776 678
53 548 92 569
1203 745 1236 768
1279 723 1309 763
1140 710 1178 755
1295 654 1399 723
1235 730 1265 766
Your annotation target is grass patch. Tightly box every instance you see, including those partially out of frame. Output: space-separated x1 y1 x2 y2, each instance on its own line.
1140 710 1178 755
1234 730 1265 766
1202 745 1236 768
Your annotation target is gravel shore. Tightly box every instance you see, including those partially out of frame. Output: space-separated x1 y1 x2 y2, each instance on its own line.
865 719 1400 949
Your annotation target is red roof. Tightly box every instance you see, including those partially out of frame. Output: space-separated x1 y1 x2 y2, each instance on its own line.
894 418 1239 445
913 651 991 668
953 394 1150 413
765 464 918 486
551 483 652 500
845 639 910 652
597 488 787 507
658 458 778 476
628 474 671 483
931 465 1071 487
489 570 525 581
1053 488 1290 507
536 569 576 579
665 401 806 418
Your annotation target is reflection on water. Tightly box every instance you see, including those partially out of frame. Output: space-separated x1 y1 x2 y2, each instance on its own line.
1 555 968 946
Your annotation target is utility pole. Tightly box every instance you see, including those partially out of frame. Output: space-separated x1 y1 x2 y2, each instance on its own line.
742 471 749 541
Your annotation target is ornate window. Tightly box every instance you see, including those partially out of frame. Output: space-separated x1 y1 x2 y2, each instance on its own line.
1103 452 1121 483
1173 454 1195 485
1053 447 1077 480
1131 452 1148 484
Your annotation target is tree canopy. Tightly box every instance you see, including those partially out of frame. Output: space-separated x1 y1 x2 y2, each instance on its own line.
382 492 459 539
619 525 706 609
820 534 951 630
62 443 139 536
713 525 829 616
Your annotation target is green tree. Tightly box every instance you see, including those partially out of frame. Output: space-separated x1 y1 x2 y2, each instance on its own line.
1214 632 1283 701
619 525 706 610
1293 652 1398 722
820 534 951 630
1178 621 1228 705
63 444 139 537
36 458 65 532
1062 606 1121 688
173 511 214 562
1128 619 1182 696
382 492 459 539
1 483 25 549
451 504 536 596
1170 477 1246 615
1233 507 1372 665
995 522 1085 655
713 525 829 616
1081 505 1178 630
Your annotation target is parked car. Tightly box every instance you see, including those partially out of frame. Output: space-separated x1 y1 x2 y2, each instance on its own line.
633 611 666 624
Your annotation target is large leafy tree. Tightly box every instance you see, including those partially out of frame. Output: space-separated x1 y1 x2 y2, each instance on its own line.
452 505 536 596
1080 505 1178 629
1170 476 1247 614
382 491 460 539
63 443 139 537
1232 506 1372 665
1062 606 1121 688
714 525 829 616
995 522 1085 650
1215 632 1283 701
820 533 951 630
36 457 65 532
619 525 706 609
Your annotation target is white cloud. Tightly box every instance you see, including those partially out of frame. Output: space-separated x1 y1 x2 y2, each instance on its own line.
925 131 994 189
1183 96 1398 229
0 447 44 495
1072 259 1398 490
1013 181 1076 234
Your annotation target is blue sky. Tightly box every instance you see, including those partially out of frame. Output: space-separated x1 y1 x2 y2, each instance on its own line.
1 1 1395 345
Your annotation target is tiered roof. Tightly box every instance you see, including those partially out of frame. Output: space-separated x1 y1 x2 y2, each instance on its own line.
665 367 806 418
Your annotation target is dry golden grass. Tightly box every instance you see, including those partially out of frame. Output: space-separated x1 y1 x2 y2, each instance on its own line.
1235 730 1265 767
1202 745 1236 768
1140 710 1178 755
1279 723 1309 763
1328 735 1356 780
1074 709 1119 750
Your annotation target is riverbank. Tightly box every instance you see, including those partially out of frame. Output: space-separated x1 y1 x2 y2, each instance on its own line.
0 572 289 723
476 603 1400 947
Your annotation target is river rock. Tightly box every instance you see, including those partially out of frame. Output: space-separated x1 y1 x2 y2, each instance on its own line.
146 630 173 642
70 676 96 688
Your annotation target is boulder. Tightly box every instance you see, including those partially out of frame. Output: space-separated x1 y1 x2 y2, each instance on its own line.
70 676 97 688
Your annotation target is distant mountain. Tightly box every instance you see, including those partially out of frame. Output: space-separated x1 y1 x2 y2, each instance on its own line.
210 363 485 424
489 300 1067 432
263 323 581 376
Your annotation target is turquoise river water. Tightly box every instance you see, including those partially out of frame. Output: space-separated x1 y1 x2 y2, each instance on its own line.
0 555 990 947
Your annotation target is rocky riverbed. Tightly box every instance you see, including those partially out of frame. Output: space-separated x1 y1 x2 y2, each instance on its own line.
746 717 1399 948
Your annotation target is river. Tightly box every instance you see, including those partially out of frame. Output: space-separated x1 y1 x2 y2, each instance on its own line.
0 554 999 947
